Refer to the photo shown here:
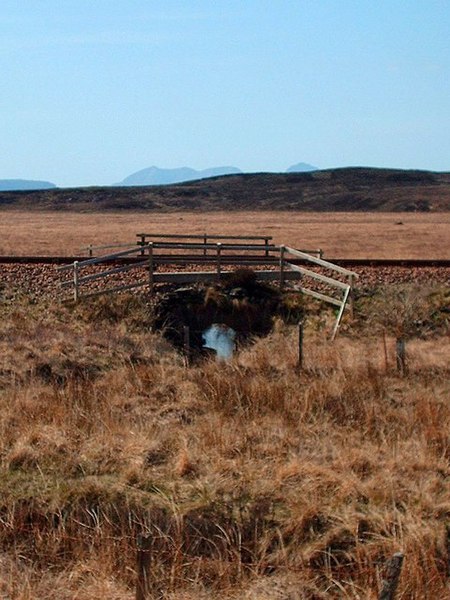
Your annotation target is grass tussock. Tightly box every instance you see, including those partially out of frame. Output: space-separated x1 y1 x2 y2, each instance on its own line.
0 289 449 599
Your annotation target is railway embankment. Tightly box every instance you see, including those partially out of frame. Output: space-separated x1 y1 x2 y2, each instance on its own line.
1 261 450 301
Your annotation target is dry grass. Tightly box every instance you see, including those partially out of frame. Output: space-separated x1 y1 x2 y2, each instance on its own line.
1 210 450 258
0 287 449 598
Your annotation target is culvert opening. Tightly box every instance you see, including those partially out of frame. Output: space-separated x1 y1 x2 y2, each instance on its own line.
202 323 236 360
153 269 303 359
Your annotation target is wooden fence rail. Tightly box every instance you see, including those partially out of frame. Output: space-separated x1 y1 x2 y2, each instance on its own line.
80 233 323 260
136 232 275 257
281 245 358 339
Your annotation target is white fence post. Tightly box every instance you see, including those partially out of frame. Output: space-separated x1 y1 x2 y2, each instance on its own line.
216 243 222 281
348 273 355 318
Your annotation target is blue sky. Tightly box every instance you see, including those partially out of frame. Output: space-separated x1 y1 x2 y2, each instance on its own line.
1 1 449 187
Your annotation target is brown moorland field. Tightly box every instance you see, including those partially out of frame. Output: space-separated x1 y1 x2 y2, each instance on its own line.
1 210 449 258
1 205 449 597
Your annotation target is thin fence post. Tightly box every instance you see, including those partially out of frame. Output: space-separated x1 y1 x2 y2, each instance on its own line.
88 244 93 257
264 237 270 257
396 338 407 375
318 248 323 260
136 534 152 600
148 243 154 294
73 261 79 302
183 325 191 366
203 233 207 256
382 331 389 373
279 245 285 290
216 243 222 281
139 234 146 256
348 274 355 319
378 552 404 600
297 320 304 371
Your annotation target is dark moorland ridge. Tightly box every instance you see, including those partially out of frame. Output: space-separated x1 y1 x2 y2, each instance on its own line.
1 167 450 212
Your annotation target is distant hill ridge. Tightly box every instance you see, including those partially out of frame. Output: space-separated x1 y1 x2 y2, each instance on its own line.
0 179 56 191
0 164 319 190
286 162 318 173
1 167 450 212
118 163 318 186
118 166 243 186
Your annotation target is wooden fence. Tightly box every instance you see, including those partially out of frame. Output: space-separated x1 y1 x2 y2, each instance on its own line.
280 246 357 339
59 235 358 338
81 233 323 259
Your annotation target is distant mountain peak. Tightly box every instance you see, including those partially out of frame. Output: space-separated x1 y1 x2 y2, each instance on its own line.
286 162 318 173
118 166 242 186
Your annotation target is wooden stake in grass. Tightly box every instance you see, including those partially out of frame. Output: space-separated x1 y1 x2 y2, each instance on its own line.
73 260 79 302
297 320 304 371
396 338 407 375
183 325 191 366
147 242 154 294
136 534 152 600
216 242 222 281
279 245 285 290
383 331 389 373
348 273 355 319
378 552 404 600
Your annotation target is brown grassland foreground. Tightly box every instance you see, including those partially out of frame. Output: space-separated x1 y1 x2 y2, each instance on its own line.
0 275 449 598
0 210 449 598
0 210 450 258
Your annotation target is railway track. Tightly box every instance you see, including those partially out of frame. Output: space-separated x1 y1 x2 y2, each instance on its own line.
1 256 450 268
1 259 449 303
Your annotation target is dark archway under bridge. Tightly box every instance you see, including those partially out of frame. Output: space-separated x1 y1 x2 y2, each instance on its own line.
153 269 304 356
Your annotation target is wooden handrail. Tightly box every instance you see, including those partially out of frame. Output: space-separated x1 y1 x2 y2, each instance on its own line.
136 233 272 241
58 243 277 271
56 245 147 270
283 246 358 278
150 242 275 251
74 260 149 286
80 238 274 253
286 262 350 290
79 242 137 254
79 236 274 259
